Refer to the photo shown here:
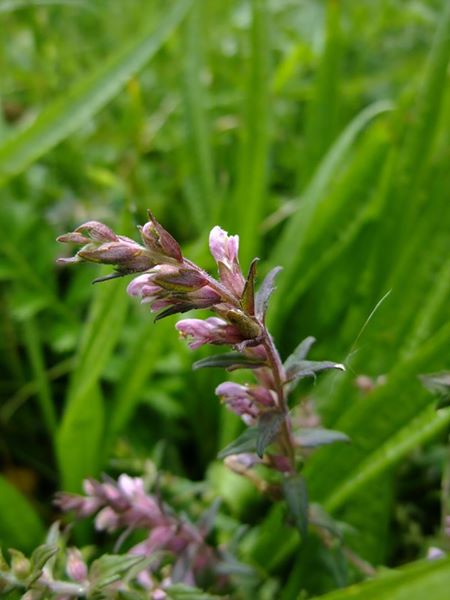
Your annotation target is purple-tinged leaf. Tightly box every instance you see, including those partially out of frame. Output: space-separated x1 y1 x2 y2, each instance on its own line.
193 352 266 371
217 428 258 459
286 359 345 383
256 411 285 458
255 266 282 320
294 428 350 448
284 336 316 371
241 258 259 316
283 475 309 539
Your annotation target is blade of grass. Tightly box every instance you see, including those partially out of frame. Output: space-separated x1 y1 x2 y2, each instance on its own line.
56 277 129 491
0 475 45 552
304 0 342 175
182 1 215 229
270 100 393 320
230 0 271 266
22 316 57 436
0 0 192 185
313 557 450 600
107 317 173 443
306 320 450 509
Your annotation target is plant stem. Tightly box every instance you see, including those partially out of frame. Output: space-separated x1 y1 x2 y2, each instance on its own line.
261 327 296 470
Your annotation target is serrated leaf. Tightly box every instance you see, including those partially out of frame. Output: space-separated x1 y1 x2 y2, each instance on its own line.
283 475 309 539
193 352 266 371
284 336 316 371
286 359 345 383
255 266 282 320
241 258 259 315
294 428 350 448
217 428 258 459
256 411 285 458
420 372 450 409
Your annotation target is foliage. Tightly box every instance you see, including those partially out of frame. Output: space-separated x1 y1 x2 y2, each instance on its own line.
0 0 450 598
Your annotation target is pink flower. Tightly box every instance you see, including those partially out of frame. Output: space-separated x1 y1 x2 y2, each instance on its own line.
209 226 245 297
127 267 221 316
176 317 245 349
215 382 275 423
66 548 88 582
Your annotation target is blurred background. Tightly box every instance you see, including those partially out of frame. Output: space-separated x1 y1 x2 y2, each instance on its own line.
0 0 449 594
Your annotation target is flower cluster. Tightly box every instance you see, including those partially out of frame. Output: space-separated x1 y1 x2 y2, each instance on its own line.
55 475 218 594
58 212 345 485
57 213 274 425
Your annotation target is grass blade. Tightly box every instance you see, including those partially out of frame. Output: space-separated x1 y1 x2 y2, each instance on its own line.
0 475 45 551
230 0 271 265
0 0 192 185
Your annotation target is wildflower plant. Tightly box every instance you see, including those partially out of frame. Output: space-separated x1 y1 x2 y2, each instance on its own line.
56 211 347 532
0 211 352 599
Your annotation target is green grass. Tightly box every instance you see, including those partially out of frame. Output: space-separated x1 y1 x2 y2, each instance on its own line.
0 0 449 597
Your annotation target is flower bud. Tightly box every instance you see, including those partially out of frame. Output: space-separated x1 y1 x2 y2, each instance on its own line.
176 317 245 349
140 210 182 263
225 309 261 340
209 226 245 297
66 548 88 582
75 221 118 242
95 506 120 532
9 549 31 579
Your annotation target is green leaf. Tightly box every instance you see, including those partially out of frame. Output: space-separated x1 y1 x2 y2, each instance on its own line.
217 428 258 459
241 258 259 316
0 0 192 185
306 322 450 513
256 411 285 458
89 554 149 589
193 352 266 371
0 475 45 552
255 266 282 320
283 475 309 539
420 372 450 409
286 360 345 383
313 557 450 600
166 584 222 599
270 100 393 319
284 336 316 369
57 278 129 491
294 428 350 449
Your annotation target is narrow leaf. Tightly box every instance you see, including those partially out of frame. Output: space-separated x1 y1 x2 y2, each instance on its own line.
217 428 258 459
0 475 45 552
286 359 345 383
282 475 309 539
193 352 266 371
313 557 450 600
241 258 259 316
90 554 149 588
0 0 192 185
294 428 350 449
420 372 450 409
284 336 316 371
255 266 282 319
256 411 285 458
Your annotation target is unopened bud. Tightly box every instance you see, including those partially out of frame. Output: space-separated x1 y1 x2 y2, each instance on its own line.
9 549 31 579
75 221 118 242
140 211 182 262
66 548 88 582
226 309 261 339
